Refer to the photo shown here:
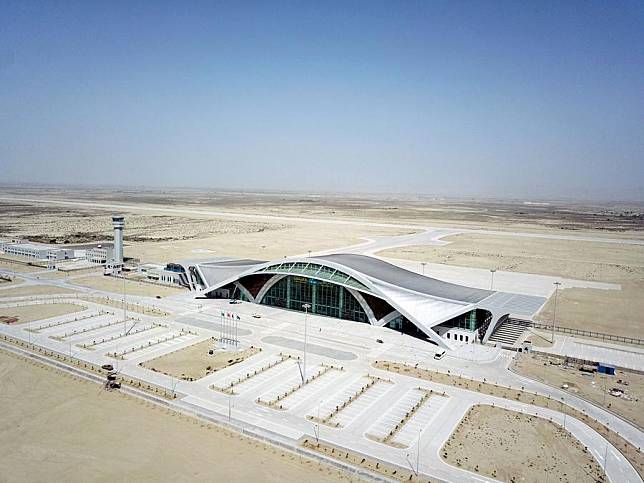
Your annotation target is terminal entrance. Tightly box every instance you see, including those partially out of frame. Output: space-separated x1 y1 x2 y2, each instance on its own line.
383 315 436 344
259 275 370 323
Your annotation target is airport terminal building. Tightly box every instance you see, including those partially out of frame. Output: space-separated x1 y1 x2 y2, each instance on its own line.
181 254 545 351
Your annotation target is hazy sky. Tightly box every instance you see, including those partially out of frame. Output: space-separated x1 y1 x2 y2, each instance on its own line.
1 1 643 200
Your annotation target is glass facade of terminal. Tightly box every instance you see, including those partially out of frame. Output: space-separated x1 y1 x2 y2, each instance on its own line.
260 275 369 323
439 309 491 331
384 314 431 341
258 262 371 293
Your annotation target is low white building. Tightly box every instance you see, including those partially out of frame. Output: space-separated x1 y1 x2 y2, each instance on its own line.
86 245 114 264
47 247 74 261
2 242 73 261
139 263 186 286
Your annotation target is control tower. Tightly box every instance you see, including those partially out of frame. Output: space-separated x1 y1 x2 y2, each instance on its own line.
110 215 125 275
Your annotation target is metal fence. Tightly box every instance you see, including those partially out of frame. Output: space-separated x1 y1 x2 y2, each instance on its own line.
508 317 643 346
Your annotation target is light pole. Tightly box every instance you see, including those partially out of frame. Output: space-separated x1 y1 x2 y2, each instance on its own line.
302 303 311 382
307 250 311 258
416 428 421 475
122 275 127 334
561 397 566 430
489 269 496 290
315 399 322 444
421 262 426 275
552 281 561 343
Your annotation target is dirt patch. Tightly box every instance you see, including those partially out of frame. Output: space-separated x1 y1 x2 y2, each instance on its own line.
374 360 643 477
0 284 78 298
513 353 644 428
0 303 86 324
378 233 644 281
0 349 355 483
0 198 412 263
125 223 413 263
0 258 43 273
301 438 423 482
37 270 101 279
378 233 644 338
79 295 169 316
0 275 23 286
141 338 261 381
533 283 644 338
441 405 605 482
70 276 184 297
0 204 285 244
526 332 554 348
5 190 642 232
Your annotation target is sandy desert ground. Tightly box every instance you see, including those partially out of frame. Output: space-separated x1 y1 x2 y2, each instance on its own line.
71 275 185 297
125 223 413 263
1 189 643 336
0 259 42 273
141 339 261 381
37 269 101 279
379 233 644 337
0 350 357 483
441 404 605 482
0 275 22 286
0 284 78 298
0 303 86 324
2 187 642 235
512 352 643 428
0 198 414 264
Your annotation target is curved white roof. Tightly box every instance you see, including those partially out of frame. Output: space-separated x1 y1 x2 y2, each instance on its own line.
193 253 546 350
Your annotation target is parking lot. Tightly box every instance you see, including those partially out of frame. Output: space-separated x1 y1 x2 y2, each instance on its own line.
0 291 641 483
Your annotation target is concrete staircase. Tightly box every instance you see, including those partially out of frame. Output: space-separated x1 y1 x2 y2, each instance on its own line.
488 320 528 347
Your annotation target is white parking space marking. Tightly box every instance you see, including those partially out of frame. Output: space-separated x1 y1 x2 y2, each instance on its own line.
259 364 329 404
35 313 116 335
393 395 448 447
333 381 391 428
230 359 300 396
209 354 285 390
118 332 200 360
367 388 426 441
271 367 344 410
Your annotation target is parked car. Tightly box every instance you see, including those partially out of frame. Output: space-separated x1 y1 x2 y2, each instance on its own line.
434 350 446 360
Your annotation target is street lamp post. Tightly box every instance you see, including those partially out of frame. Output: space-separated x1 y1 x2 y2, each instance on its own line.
302 303 311 382
552 281 562 343
123 275 127 334
561 397 566 430
416 428 421 475
315 399 322 444
490 269 497 290
421 262 427 276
